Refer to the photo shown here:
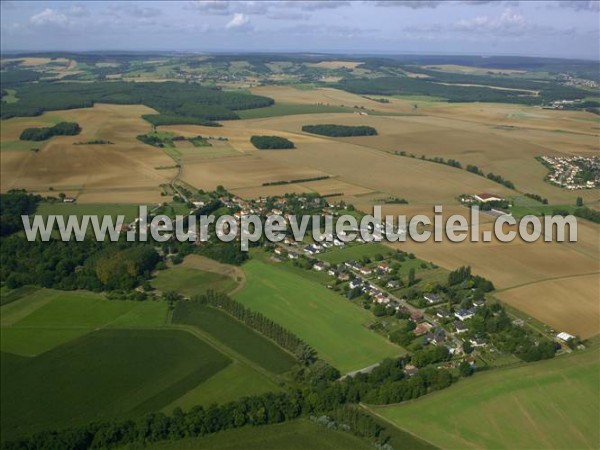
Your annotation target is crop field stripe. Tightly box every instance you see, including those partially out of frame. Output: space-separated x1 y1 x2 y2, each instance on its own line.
0 329 232 440
172 302 296 374
168 323 282 385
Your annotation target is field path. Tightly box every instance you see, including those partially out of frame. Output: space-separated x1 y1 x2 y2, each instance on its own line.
496 270 600 292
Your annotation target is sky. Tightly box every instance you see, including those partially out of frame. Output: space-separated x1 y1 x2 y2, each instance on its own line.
1 1 599 60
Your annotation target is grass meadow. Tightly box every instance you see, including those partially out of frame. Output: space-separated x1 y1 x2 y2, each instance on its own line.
373 346 600 450
152 266 238 297
233 259 402 373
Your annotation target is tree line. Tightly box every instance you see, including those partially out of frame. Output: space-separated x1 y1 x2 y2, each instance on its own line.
302 124 378 137
193 291 314 361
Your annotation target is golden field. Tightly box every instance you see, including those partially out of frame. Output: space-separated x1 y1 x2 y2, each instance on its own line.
1 104 176 203
0 85 598 337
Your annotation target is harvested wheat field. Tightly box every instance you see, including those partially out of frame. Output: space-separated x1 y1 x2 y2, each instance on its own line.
496 274 600 339
1 104 176 203
180 155 329 191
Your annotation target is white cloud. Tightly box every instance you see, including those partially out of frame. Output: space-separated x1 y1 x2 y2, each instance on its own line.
556 1 600 12
226 13 252 30
30 8 69 27
454 8 526 33
374 1 443 9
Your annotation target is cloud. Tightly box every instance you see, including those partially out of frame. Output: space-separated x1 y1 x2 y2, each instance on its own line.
453 8 527 33
68 5 90 18
30 8 69 27
188 0 349 16
374 1 443 8
556 1 600 12
188 0 231 15
404 8 565 38
226 13 252 30
282 24 376 37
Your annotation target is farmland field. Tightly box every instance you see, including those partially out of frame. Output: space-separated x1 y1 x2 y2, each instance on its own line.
1 104 176 203
0 288 168 356
163 361 281 412
36 201 140 222
172 301 296 374
1 329 231 440
233 258 403 373
373 345 600 450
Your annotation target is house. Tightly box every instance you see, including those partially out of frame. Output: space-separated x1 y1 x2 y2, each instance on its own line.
472 299 485 308
556 332 575 342
474 193 503 203
454 321 468 333
377 262 392 273
274 247 285 256
469 337 487 348
386 280 400 289
404 364 419 377
410 310 424 322
424 293 442 304
359 267 373 276
288 252 299 260
436 309 451 319
304 245 319 255
313 262 326 272
337 272 350 282
414 322 433 336
455 309 475 321
349 279 363 290
427 328 446 345
345 260 359 269
63 197 76 203
327 269 337 277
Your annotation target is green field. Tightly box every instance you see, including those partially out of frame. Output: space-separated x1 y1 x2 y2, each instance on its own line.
163 361 281 412
318 243 393 265
1 288 168 356
173 302 296 374
152 267 237 297
137 419 374 450
36 202 140 222
373 347 600 450
1 329 231 440
233 259 402 373
237 103 353 119
0 285 39 306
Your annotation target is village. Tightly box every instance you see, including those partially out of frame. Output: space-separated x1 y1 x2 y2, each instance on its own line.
538 155 600 190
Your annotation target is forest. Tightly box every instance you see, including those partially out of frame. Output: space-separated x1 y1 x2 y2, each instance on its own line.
250 135 295 149
1 81 274 123
336 75 590 105
20 122 81 141
302 124 378 137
